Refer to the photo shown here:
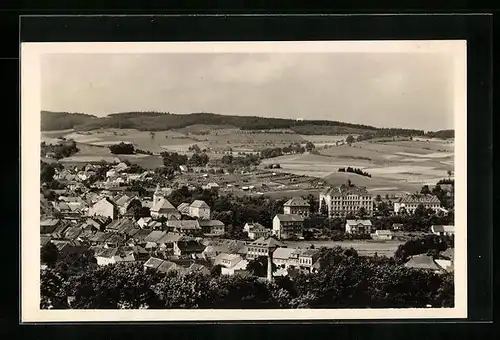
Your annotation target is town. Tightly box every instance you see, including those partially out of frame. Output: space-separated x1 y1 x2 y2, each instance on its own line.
40 142 455 310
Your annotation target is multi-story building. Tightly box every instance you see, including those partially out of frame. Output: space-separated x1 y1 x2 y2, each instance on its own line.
394 194 441 214
272 214 304 240
189 200 211 220
246 237 286 260
319 182 373 218
283 197 310 217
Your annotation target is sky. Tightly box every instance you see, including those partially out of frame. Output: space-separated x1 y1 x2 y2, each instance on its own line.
41 52 455 131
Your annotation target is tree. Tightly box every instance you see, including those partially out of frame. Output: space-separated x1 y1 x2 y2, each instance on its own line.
109 142 135 155
346 135 355 145
447 170 453 178
210 264 223 277
41 242 59 267
358 207 367 219
320 198 329 216
414 204 428 218
420 185 431 195
375 194 382 202
247 256 277 277
305 141 316 152
40 162 56 183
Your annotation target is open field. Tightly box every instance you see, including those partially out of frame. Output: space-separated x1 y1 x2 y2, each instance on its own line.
260 138 454 195
285 239 404 257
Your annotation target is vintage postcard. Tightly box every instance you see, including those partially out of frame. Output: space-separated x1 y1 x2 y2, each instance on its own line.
21 40 467 322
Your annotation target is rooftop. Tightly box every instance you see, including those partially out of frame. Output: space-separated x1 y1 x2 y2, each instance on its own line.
321 183 370 197
346 219 373 226
190 200 210 209
284 197 310 207
275 214 304 222
399 194 440 204
249 236 286 249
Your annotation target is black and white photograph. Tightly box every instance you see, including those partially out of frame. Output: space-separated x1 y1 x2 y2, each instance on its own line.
21 40 467 321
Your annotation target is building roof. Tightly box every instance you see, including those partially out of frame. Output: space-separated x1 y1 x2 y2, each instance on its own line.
157 232 186 244
151 198 177 213
144 230 167 243
190 200 210 209
133 229 153 241
399 194 440 204
249 237 286 249
375 229 393 235
214 253 243 267
300 248 320 257
198 220 225 227
431 225 455 233
321 183 370 197
441 248 454 260
64 226 83 240
40 235 52 247
284 197 310 207
404 254 443 270
40 218 60 227
346 219 373 226
177 202 190 213
274 214 304 222
89 231 112 242
157 260 178 274
166 220 201 230
144 257 164 269
273 247 297 260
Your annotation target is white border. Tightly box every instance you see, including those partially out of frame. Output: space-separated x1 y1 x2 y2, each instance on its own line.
21 41 467 322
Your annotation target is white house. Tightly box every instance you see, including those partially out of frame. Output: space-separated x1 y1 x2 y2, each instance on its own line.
272 214 304 240
150 198 181 220
214 253 248 276
88 197 118 220
94 247 135 266
136 217 152 229
189 200 211 220
430 225 455 236
371 229 394 240
345 219 373 235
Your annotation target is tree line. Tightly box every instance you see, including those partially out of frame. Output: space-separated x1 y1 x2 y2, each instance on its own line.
338 167 372 178
41 139 79 159
40 245 453 309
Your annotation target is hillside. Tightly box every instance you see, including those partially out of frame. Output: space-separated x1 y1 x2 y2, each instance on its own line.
41 111 429 137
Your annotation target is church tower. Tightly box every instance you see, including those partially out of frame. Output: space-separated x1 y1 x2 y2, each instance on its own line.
153 184 164 205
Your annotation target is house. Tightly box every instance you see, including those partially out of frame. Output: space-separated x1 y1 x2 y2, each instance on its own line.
404 254 444 273
202 239 247 259
435 248 454 272
345 219 373 235
177 203 191 215
248 226 272 240
51 240 86 257
143 256 164 270
243 222 264 233
166 220 201 235
130 229 154 245
431 225 455 236
173 239 206 257
199 220 225 235
63 226 83 241
272 214 304 240
189 200 211 220
392 223 403 231
51 221 71 239
202 182 219 190
115 194 140 215
272 247 299 268
394 194 441 214
150 198 181 220
88 197 118 220
40 218 61 234
319 182 373 217
283 197 310 217
214 253 249 276
371 229 394 240
105 218 134 233
137 217 152 229
104 233 126 248
246 237 286 260
89 231 112 245
94 247 135 266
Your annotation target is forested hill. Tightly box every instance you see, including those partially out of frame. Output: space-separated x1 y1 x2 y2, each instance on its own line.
41 110 429 136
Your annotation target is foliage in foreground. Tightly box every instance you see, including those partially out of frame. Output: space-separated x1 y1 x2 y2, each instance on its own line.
41 247 454 310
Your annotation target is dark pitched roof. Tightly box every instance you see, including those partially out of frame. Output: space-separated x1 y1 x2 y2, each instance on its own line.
176 240 206 253
249 237 286 248
275 214 304 222
284 197 310 207
167 220 201 230
404 254 442 270
190 200 210 209
198 220 225 227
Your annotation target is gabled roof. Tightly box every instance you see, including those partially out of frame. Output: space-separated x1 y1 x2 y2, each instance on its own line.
346 219 373 226
144 257 164 269
441 248 454 260
151 198 176 213
399 194 440 204
300 248 320 257
404 254 443 270
284 197 310 207
177 203 190 213
64 226 83 240
157 232 186 244
40 235 52 247
375 229 393 235
176 240 206 252
144 230 167 243
40 218 60 227
198 220 225 227
157 260 178 274
214 253 243 267
190 200 209 209
431 225 455 233
133 229 154 241
274 214 304 222
249 237 286 249
166 220 201 230
89 231 112 242
273 247 297 260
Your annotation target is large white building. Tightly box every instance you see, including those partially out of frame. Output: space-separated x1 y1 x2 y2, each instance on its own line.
394 194 441 214
319 182 373 218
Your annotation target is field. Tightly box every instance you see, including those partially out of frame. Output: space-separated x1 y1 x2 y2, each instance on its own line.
41 127 454 195
260 138 454 195
286 239 404 257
